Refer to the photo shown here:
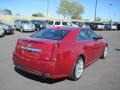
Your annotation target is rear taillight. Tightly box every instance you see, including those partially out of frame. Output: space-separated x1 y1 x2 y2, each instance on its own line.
51 43 59 61
15 39 22 53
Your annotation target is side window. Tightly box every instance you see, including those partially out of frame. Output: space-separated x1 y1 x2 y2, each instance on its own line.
78 30 90 41
62 22 67 25
48 21 53 25
55 21 60 25
87 30 98 40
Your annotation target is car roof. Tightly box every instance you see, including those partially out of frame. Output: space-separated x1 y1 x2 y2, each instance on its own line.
46 26 87 31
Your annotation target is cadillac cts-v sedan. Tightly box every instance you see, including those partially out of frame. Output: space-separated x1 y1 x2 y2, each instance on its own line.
13 26 108 80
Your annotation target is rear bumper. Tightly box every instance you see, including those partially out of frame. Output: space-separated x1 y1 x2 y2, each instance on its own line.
4 29 14 34
13 52 67 79
23 28 35 31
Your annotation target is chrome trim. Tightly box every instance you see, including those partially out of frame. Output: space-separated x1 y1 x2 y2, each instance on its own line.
21 46 42 52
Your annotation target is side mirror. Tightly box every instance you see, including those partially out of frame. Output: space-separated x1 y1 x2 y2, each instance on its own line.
93 37 99 40
93 35 103 40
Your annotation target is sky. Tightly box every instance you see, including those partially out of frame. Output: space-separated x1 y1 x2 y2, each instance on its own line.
0 0 120 21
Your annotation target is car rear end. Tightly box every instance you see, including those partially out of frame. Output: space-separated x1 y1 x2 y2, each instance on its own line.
13 28 71 78
111 24 117 30
22 24 35 32
4 25 14 34
97 23 105 30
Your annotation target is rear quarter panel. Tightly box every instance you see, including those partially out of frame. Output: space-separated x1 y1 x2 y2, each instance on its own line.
55 29 84 75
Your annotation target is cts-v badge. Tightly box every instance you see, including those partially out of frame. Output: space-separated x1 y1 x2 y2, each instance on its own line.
21 44 42 52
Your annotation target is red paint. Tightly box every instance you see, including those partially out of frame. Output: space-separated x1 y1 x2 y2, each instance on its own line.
13 26 107 79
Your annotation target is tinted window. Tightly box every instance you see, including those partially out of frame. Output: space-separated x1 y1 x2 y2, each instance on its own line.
21 20 30 23
97 23 103 25
31 20 37 24
62 22 67 25
31 29 70 40
78 30 90 41
87 29 98 40
55 21 61 25
48 21 53 25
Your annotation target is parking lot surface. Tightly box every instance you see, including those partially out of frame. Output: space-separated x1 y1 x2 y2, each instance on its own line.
0 31 120 90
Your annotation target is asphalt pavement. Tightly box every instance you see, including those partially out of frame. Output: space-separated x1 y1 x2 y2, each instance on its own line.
0 31 120 90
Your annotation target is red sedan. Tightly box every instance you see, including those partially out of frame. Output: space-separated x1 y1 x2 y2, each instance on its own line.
13 26 108 80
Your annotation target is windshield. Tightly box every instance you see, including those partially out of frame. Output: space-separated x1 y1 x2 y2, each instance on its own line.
31 29 70 40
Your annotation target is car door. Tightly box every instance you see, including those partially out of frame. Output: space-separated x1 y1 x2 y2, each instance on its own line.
87 30 104 59
78 29 96 64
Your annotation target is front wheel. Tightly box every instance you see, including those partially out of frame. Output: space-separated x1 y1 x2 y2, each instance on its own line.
20 27 23 32
69 57 84 81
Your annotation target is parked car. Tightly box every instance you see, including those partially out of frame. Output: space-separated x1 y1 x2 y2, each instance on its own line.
94 23 105 30
84 22 96 29
0 26 4 37
14 19 35 32
0 22 14 34
13 26 108 80
48 20 73 27
72 21 90 29
117 23 120 30
31 20 47 31
104 23 117 30
111 23 117 30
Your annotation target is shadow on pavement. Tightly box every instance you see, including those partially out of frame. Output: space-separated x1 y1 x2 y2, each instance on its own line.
14 67 66 84
114 49 120 51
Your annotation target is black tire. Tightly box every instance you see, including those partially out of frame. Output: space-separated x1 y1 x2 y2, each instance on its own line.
36 27 40 32
69 57 84 81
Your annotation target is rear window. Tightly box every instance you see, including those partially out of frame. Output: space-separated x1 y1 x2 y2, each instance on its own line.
31 29 70 40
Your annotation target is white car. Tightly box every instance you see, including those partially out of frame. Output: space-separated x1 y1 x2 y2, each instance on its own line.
0 26 4 37
48 20 74 27
111 24 117 30
97 23 105 30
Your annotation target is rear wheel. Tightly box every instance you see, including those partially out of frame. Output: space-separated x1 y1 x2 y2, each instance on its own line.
101 46 108 59
69 57 84 81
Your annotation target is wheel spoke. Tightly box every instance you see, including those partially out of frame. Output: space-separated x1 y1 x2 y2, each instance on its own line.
75 59 83 78
104 47 107 57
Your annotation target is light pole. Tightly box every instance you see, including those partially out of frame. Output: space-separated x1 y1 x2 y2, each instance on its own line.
94 0 97 21
47 0 49 16
109 3 112 22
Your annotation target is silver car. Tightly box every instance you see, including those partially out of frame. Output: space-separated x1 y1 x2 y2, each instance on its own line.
14 20 35 32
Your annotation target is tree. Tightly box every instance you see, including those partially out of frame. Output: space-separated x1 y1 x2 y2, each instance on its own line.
57 0 84 19
57 0 68 18
95 17 101 22
16 13 20 16
32 12 44 17
0 9 12 15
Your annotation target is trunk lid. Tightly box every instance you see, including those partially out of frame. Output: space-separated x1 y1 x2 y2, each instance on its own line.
16 37 58 61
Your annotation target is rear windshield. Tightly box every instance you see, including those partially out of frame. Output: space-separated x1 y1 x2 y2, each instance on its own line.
31 29 70 40
21 20 30 24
